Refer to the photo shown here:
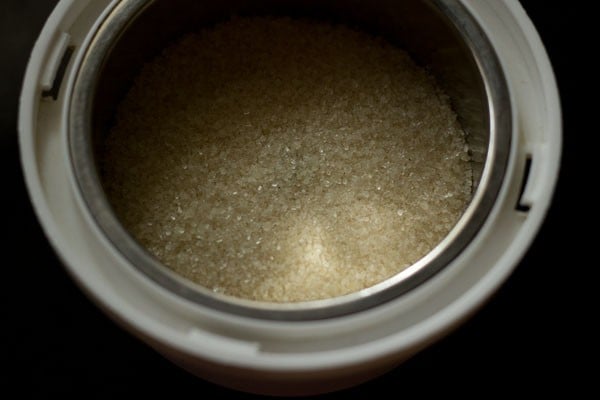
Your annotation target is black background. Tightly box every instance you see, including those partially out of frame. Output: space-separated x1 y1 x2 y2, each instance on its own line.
1 1 585 397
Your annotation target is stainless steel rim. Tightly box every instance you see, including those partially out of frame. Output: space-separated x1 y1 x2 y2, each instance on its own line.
68 0 512 320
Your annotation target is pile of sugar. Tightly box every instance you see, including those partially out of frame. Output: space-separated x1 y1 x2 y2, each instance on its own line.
102 17 472 303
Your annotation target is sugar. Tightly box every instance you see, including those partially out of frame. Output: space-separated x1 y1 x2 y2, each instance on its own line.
102 17 473 303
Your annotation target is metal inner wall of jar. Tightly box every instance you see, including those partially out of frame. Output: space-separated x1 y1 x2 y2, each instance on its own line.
68 0 510 319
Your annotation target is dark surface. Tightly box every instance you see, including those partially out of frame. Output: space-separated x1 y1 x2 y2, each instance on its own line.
1 1 583 397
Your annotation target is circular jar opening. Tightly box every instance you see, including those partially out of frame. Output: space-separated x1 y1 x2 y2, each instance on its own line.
69 0 511 320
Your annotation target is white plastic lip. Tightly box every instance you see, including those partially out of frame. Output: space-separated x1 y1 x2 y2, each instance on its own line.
18 0 561 375
67 0 512 321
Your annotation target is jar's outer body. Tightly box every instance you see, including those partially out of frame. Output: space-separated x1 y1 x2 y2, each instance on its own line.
19 0 560 395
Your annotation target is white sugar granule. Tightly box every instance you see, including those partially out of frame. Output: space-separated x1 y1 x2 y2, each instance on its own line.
102 17 473 303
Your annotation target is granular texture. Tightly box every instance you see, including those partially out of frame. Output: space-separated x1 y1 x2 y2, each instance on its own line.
102 17 473 302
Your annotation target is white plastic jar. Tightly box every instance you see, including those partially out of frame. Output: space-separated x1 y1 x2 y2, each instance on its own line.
19 0 560 395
